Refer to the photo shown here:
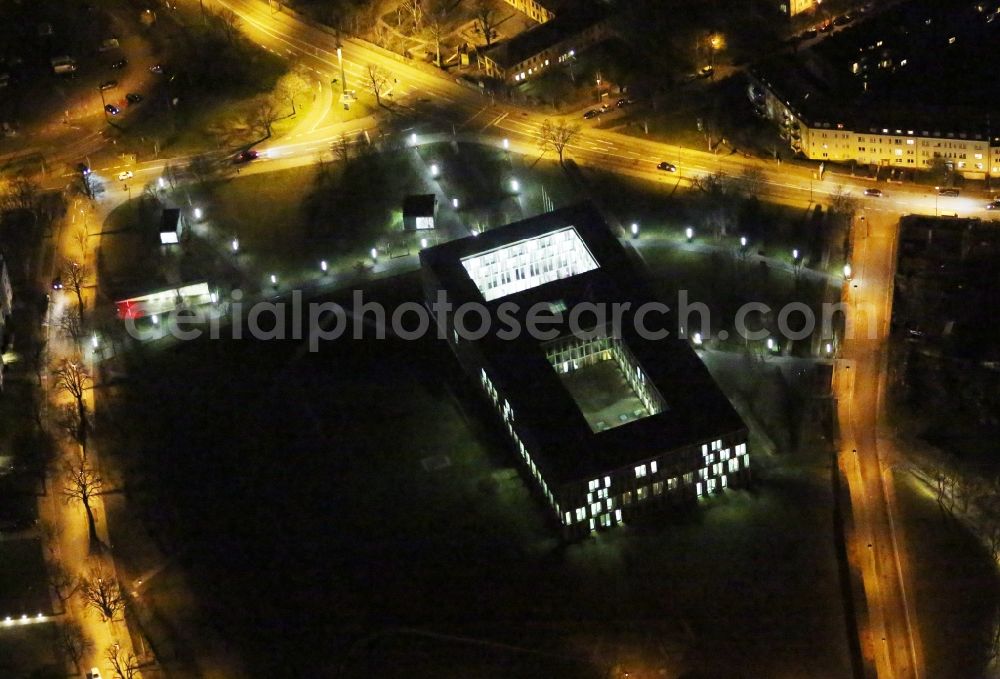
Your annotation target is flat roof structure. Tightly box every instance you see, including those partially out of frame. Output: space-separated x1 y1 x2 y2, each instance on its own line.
421 202 749 535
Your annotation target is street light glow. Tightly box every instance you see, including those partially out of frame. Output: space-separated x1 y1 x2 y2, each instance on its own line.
510 178 519 192
151 314 159 326
420 238 428 248
631 222 639 236
231 238 240 253
502 138 509 150
158 177 165 188
194 207 202 220
843 263 852 279
320 260 328 272
91 334 99 349
792 248 799 260
452 197 459 208
270 274 278 285
740 236 747 247
693 332 703 345
370 247 378 260
430 163 439 177
410 132 417 145
685 227 694 241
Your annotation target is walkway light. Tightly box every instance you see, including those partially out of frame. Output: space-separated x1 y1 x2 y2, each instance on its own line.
693 332 703 346
766 337 776 352
843 263 852 279
685 227 694 241
410 132 417 145
502 138 509 150
740 236 747 247
510 178 519 192
630 222 639 239
193 207 202 220
420 238 428 249
91 334 99 349
231 238 240 253
452 197 459 208
792 248 799 260
320 260 328 273
370 247 378 261
825 342 833 355
270 274 278 286
158 177 165 188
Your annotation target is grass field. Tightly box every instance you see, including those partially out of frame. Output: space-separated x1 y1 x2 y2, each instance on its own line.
98 270 853 677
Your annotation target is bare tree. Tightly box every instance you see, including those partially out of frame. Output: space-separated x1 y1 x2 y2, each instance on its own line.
474 0 498 46
423 0 452 67
56 620 92 674
829 185 859 217
251 98 281 139
738 166 765 200
214 8 242 45
366 64 390 106
62 260 91 319
187 154 220 191
106 643 142 679
279 65 312 116
0 172 41 214
402 0 423 29
64 458 103 547
333 134 351 165
538 119 580 165
78 564 125 621
52 359 91 450
74 225 91 260
48 559 77 603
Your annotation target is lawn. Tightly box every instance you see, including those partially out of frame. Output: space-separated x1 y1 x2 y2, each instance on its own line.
98 271 853 677
894 472 1000 679
0 621 61 678
0 538 51 618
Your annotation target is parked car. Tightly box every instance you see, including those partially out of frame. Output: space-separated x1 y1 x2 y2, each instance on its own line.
76 162 91 175
936 187 960 196
233 149 259 163
615 97 634 108
87 668 102 679
864 188 883 197
117 170 133 181
125 92 143 104
986 200 1000 210
149 64 164 74
99 79 117 90
801 28 818 39
51 277 63 290
583 109 599 119
656 161 677 172
104 104 119 115
110 58 127 69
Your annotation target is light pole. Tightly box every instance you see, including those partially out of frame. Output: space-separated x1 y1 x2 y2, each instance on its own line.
337 46 346 95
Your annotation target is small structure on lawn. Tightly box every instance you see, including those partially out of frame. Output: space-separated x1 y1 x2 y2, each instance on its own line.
403 194 438 231
159 208 182 245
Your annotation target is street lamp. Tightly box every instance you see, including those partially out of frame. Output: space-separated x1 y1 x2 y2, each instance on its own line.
420 237 428 249
231 238 240 253
843 263 852 279
410 132 418 145
158 177 165 189
693 332 703 346
452 197 459 209
630 222 639 238
510 178 519 192
502 138 509 150
193 207 202 220
685 226 694 241
766 337 776 352
270 274 278 288
430 163 439 177
320 260 328 273
792 248 799 261
740 236 747 248
370 247 378 262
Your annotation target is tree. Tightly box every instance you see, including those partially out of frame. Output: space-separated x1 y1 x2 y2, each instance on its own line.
829 185 858 217
63 458 103 548
251 98 280 139
402 0 423 29
423 0 449 67
538 119 580 165
738 166 765 201
214 8 242 45
47 559 77 603
61 260 91 321
78 564 125 621
474 0 498 46
52 360 91 451
0 172 41 214
333 134 351 165
56 621 92 674
366 64 390 106
279 65 312 116
106 644 141 679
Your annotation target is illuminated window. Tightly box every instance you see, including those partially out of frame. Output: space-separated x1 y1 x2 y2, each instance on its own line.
683 472 694 484
600 513 611 527
615 509 622 523
712 462 722 475
604 475 611 488
696 482 703 497
635 464 647 478
637 486 648 501
588 479 600 491
591 502 602 516
564 511 572 525
605 498 613 510
720 448 730 461
623 491 633 505
575 507 586 522
650 460 658 474
707 478 717 493
652 481 663 496
668 477 678 490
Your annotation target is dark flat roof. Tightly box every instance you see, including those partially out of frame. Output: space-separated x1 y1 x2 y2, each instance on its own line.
483 1 609 69
159 208 180 233
421 202 746 485
403 194 437 216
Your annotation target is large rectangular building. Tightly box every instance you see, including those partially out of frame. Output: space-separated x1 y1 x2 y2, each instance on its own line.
420 203 749 536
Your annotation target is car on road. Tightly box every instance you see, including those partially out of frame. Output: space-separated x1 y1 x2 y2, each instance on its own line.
657 161 677 172
615 97 634 108
864 188 883 197
583 109 599 119
699 65 714 78
99 79 117 90
125 92 143 104
233 149 259 163
936 187 960 196
149 64 164 74
117 170 133 181
76 163 91 175
833 15 852 26
110 58 127 69
51 277 63 290
801 28 818 39
104 104 119 115
87 668 102 679
819 21 834 32
986 200 1000 210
